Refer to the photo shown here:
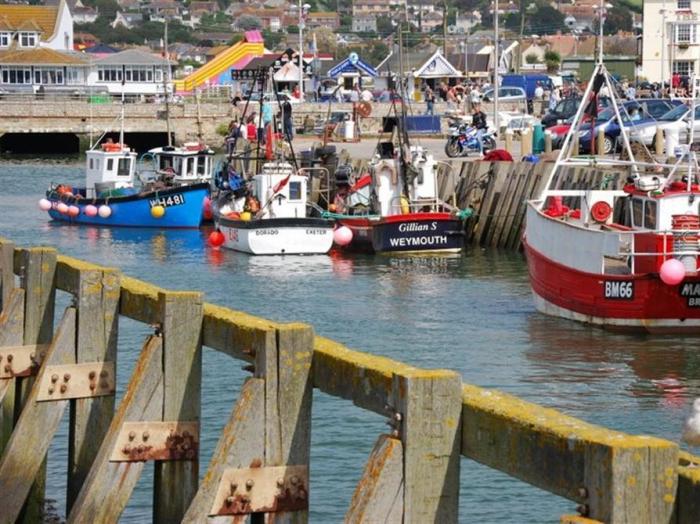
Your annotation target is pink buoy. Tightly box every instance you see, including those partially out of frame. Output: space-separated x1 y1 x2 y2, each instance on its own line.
38 198 52 211
98 205 112 218
333 226 353 246
85 204 98 217
56 202 69 214
660 258 686 285
203 196 213 221
68 205 80 217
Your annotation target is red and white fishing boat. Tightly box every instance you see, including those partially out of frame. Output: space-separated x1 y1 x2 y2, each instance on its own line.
523 54 700 333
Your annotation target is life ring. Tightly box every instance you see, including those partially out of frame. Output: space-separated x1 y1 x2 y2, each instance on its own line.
357 101 372 118
590 201 612 223
56 184 73 196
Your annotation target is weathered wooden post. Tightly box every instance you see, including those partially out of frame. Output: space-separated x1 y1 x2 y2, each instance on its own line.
573 134 580 156
505 129 513 154
346 369 462 523
66 262 121 511
545 130 553 153
17 247 57 522
521 127 532 157
154 290 203 523
184 321 314 522
0 237 14 311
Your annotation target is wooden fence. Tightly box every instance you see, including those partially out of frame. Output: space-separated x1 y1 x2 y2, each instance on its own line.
0 236 698 523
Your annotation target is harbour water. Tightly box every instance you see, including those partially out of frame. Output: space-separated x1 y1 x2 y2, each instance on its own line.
2 159 698 522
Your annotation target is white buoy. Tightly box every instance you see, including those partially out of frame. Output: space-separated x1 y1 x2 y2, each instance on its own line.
683 398 700 446
98 205 112 218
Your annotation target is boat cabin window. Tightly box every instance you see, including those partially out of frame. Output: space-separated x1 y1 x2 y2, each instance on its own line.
289 181 302 201
89 158 94 169
630 197 657 229
159 155 174 171
184 157 194 176
106 159 114 172
117 158 131 177
196 156 208 176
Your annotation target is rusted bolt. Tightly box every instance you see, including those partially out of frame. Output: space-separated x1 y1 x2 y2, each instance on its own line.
230 482 238 492
51 374 59 383
136 445 144 454
4 365 11 372
100 370 108 378
6 354 12 363
290 476 299 486
128 431 136 441
88 371 96 380
391 429 399 438
576 504 589 516
63 373 71 382
142 431 149 441
183 430 191 438
182 442 190 451
122 446 130 454
60 384 67 393
225 496 234 507
99 380 109 389
578 487 588 498
246 479 254 490
276 478 285 487
48 386 54 394
89 382 96 391
29 352 36 360
241 495 250 504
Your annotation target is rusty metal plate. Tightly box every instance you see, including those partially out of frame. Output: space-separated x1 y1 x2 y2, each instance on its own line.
36 361 115 402
109 421 199 462
210 465 309 516
0 344 48 378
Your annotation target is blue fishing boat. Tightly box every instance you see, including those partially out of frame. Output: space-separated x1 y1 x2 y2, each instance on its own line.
41 142 213 228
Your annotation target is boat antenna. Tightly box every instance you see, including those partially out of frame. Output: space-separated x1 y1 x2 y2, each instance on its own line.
163 20 172 147
271 68 299 172
195 88 203 144
119 76 125 146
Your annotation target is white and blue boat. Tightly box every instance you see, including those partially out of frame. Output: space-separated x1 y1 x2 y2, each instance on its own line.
42 142 213 228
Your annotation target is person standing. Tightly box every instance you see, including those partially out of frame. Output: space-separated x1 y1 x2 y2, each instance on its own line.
534 82 544 116
424 86 435 115
281 98 294 141
471 102 488 154
548 87 560 113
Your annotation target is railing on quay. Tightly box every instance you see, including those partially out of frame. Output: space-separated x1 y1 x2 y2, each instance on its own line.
0 236 698 523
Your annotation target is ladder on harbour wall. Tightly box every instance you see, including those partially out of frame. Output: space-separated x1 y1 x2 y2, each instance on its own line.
0 237 698 523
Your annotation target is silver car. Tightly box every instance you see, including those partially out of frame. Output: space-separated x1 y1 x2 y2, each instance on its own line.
482 86 526 102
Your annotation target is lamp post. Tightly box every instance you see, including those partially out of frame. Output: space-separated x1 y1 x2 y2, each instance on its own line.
297 2 311 102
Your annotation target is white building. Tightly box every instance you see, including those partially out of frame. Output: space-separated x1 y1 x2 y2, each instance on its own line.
0 0 73 52
642 0 700 82
90 49 170 95
352 14 377 33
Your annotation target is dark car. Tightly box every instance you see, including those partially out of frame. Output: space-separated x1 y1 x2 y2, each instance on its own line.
541 96 614 128
578 99 684 154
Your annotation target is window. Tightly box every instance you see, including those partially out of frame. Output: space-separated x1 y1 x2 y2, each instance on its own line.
631 198 643 227
106 159 114 172
117 158 131 176
678 0 691 9
19 32 37 47
33 67 64 85
89 158 94 169
196 156 208 175
0 67 32 84
97 67 123 82
675 23 698 44
0 32 9 47
289 181 302 200
644 199 657 229
673 60 695 76
155 68 163 82
66 68 82 85
124 66 154 83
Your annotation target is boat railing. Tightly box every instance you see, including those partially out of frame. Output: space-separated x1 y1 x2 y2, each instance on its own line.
605 228 700 274
388 196 452 215
298 167 331 208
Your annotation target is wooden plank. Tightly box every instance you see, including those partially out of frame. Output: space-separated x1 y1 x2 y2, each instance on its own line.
17 247 56 524
479 165 508 246
461 384 678 523
67 267 121 511
154 291 203 524
257 323 314 524
489 163 521 247
0 307 76 522
393 369 462 523
202 303 277 361
182 378 265 522
67 336 164 523
496 163 530 249
345 435 403 524
676 451 700 523
0 289 25 454
0 237 15 311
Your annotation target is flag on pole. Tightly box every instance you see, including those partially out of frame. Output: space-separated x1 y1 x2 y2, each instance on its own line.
272 172 291 193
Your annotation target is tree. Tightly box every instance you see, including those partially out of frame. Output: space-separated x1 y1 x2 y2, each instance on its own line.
526 5 567 34
305 26 337 55
236 15 262 31
525 53 540 64
595 6 633 35
376 16 394 35
544 49 560 72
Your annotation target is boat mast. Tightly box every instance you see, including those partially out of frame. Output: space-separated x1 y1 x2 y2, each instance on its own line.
163 21 172 147
119 77 125 146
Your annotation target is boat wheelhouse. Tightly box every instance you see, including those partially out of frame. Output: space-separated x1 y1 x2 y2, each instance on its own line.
214 161 335 255
144 143 215 186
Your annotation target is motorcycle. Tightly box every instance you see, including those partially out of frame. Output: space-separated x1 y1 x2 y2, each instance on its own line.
444 123 496 158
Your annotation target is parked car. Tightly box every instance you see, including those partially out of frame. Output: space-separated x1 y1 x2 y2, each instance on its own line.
482 86 526 103
628 104 700 146
577 99 684 154
541 96 615 128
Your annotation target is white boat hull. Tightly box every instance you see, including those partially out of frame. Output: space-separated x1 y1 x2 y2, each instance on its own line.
216 217 334 255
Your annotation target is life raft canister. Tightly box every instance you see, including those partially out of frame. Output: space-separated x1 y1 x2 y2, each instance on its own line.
590 201 612 223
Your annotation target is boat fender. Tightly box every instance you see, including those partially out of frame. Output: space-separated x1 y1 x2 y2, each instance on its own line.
400 196 410 215
590 201 612 223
